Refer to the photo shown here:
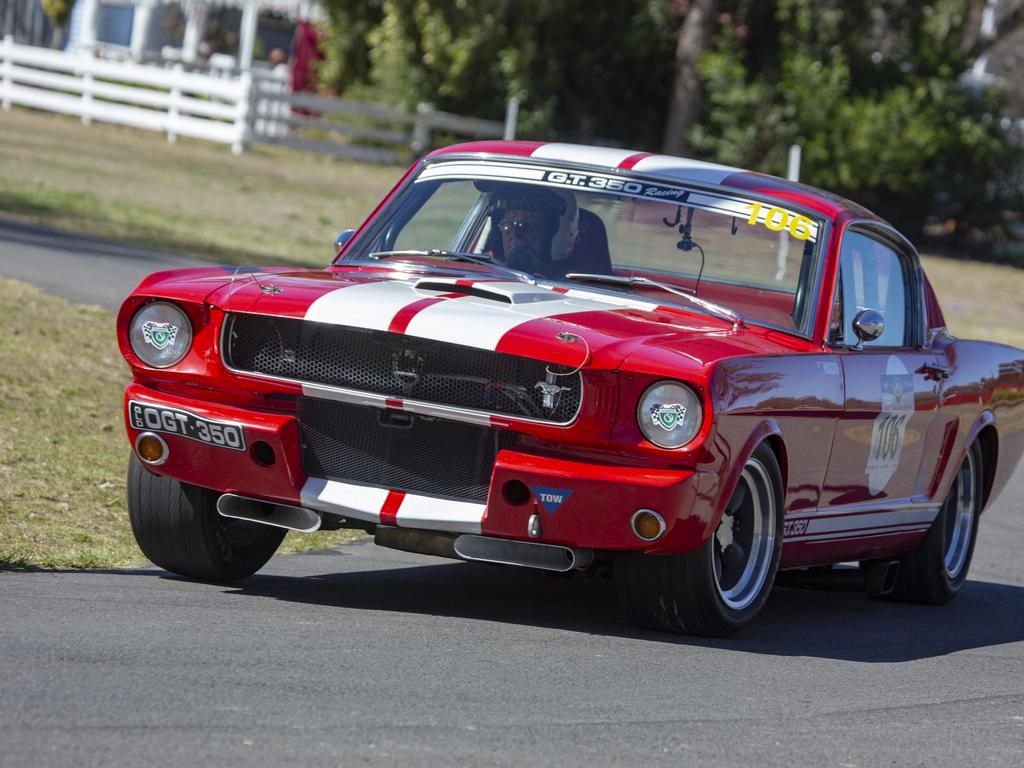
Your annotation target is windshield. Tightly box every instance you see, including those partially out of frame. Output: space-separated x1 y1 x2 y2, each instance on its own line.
341 160 826 334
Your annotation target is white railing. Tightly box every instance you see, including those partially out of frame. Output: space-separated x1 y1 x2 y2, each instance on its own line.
1 36 251 153
0 38 516 163
249 86 510 164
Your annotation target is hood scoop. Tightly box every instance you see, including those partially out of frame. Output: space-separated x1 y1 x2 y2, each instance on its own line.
414 278 561 305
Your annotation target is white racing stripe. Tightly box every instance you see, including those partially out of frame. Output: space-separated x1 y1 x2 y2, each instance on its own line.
301 478 388 524
404 291 615 350
531 143 639 168
301 277 639 351
418 162 547 183
299 478 485 534
305 281 421 330
629 155 743 185
396 495 484 534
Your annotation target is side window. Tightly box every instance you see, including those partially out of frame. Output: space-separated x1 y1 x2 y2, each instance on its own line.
835 231 909 348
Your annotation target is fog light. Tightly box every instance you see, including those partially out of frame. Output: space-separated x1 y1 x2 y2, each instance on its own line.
631 509 666 541
135 432 168 466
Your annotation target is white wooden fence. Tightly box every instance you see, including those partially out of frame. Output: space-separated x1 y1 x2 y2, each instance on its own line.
0 36 252 152
0 37 514 162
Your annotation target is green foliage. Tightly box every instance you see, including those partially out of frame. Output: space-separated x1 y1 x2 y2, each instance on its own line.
693 0 1023 239
319 0 1021 242
320 0 677 146
41 0 74 26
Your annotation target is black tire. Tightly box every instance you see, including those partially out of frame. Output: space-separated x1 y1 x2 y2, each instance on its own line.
127 454 285 582
885 440 983 605
615 444 784 637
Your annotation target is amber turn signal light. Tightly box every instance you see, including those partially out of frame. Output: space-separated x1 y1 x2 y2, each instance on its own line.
631 509 666 542
135 432 168 465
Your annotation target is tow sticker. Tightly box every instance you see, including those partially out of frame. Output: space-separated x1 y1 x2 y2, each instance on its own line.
866 356 915 494
530 486 574 514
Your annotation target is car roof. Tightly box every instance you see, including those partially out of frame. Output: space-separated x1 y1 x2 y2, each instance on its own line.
425 141 878 222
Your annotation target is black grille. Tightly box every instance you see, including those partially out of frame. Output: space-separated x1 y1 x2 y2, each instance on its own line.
223 313 582 424
299 398 517 503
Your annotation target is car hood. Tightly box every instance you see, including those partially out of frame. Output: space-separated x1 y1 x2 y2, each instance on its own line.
207 268 795 372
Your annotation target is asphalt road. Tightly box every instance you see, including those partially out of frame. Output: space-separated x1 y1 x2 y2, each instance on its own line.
0 215 202 310
1 217 1023 766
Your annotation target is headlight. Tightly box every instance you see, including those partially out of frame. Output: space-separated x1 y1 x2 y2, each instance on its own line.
637 380 703 449
129 302 192 368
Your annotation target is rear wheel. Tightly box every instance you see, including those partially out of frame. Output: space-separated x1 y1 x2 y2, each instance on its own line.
615 444 784 636
886 441 983 604
127 454 285 582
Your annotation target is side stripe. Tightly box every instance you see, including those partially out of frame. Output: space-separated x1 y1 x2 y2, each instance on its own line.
784 502 940 543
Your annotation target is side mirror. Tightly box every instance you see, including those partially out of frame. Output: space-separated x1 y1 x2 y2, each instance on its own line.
852 308 885 347
334 229 356 252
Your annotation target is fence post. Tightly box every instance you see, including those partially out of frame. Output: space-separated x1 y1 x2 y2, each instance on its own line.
80 49 94 125
166 62 183 143
1 35 12 112
232 69 253 154
503 96 519 141
775 143 803 281
411 102 434 156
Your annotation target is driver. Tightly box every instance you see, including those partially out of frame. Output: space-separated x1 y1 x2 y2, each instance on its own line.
487 184 579 276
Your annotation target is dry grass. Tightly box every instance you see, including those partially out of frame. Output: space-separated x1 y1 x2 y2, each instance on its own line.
920 254 1024 349
0 107 398 267
0 278 361 570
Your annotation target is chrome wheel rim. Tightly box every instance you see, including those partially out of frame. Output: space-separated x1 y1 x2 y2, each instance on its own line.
944 450 976 580
714 458 776 611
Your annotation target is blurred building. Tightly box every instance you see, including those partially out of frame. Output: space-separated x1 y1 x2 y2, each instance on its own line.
1 0 321 71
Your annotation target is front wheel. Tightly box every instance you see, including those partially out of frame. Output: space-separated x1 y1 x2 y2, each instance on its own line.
615 444 784 636
127 454 285 582
885 440 983 605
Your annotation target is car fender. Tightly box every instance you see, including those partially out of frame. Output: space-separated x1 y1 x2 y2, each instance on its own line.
700 418 786 541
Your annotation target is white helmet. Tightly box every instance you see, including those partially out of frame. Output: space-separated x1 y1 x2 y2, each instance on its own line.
548 189 580 262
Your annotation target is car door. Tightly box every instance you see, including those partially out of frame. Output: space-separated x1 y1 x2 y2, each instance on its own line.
821 226 946 508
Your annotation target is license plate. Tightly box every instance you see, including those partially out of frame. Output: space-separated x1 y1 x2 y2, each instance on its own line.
128 401 246 451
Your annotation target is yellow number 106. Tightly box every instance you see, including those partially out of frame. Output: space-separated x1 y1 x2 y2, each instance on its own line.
745 202 813 241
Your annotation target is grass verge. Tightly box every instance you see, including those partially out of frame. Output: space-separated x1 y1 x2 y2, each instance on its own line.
0 278 362 571
0 107 397 267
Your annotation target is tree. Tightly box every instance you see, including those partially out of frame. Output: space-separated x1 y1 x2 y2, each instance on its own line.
690 0 1023 240
319 0 677 147
662 0 718 155
41 0 74 50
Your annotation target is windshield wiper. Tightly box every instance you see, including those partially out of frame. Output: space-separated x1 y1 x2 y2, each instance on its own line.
564 273 745 329
367 249 535 285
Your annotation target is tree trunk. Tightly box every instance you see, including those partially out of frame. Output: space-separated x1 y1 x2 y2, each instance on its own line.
661 0 718 157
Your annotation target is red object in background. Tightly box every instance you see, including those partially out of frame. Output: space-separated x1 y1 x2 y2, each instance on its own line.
290 20 321 93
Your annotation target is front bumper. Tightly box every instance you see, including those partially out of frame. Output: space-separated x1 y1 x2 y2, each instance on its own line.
124 382 707 554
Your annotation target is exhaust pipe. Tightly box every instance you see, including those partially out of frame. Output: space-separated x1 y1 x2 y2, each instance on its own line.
863 559 900 597
454 534 594 572
375 526 459 560
217 494 321 533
